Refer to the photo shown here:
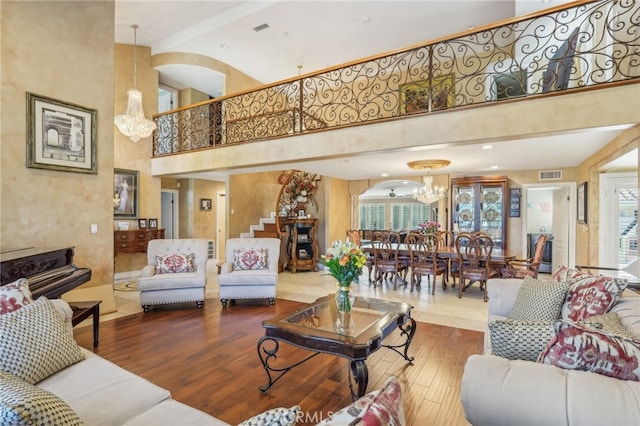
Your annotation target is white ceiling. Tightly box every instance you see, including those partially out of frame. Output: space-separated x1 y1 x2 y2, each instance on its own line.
114 0 637 192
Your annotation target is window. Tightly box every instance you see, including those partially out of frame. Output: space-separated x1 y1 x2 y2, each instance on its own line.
359 204 385 230
391 203 432 231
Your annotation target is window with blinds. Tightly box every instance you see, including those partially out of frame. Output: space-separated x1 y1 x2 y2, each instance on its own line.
359 204 385 230
391 203 432 231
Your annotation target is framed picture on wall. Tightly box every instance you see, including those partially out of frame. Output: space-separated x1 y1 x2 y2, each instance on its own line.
114 168 139 218
26 92 97 174
200 198 212 211
577 181 587 224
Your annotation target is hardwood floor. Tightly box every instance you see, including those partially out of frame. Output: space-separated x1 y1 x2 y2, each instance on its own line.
73 298 483 425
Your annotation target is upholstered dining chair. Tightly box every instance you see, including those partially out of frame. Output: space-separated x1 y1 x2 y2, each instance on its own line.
346 229 375 282
454 232 497 301
406 232 447 294
502 234 548 279
371 231 409 289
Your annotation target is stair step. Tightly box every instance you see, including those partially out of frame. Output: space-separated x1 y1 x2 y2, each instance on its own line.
254 230 279 238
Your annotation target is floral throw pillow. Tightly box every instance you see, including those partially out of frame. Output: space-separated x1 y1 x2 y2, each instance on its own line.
0 278 33 315
538 320 640 381
239 405 301 426
232 249 268 271
563 274 627 321
155 253 195 274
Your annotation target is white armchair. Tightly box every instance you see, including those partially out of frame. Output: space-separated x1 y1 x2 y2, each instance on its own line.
138 239 209 312
218 238 280 307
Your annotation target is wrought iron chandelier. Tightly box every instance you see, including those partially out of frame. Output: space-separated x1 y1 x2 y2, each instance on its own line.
114 24 156 142
407 159 450 204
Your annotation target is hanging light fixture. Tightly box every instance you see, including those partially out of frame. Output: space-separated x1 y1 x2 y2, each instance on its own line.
407 159 451 204
114 24 156 142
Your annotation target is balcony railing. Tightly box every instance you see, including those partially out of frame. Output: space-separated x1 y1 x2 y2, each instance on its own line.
153 0 640 157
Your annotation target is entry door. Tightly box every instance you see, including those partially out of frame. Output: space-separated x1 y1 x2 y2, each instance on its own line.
552 186 570 270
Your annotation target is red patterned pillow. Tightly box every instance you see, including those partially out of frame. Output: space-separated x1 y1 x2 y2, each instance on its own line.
232 249 268 271
538 320 640 381
563 275 627 321
155 253 195 274
0 278 33 315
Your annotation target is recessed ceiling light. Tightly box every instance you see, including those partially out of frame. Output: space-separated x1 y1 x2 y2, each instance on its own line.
219 44 228 49
402 181 408 185
482 145 493 150
381 173 389 177
490 165 499 169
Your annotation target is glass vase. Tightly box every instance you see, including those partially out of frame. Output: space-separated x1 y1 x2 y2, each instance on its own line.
335 284 355 313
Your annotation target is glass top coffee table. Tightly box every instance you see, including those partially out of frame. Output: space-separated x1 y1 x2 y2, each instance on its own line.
257 294 416 399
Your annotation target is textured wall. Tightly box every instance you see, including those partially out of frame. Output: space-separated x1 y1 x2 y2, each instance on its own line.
1 1 116 310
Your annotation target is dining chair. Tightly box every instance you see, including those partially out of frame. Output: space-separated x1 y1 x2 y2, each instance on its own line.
454 232 497 301
502 234 547 279
406 232 447 294
346 229 375 282
437 230 454 285
371 231 409 289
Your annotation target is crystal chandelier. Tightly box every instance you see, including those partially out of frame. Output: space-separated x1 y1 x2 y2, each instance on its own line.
407 159 451 204
114 24 156 143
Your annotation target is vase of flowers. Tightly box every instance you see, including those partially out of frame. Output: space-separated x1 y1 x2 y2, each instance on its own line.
419 220 440 234
322 239 367 317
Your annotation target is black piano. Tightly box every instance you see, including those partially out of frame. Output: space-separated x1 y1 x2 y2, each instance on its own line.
1 247 92 299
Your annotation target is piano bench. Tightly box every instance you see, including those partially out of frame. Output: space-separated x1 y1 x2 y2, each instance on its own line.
70 300 101 347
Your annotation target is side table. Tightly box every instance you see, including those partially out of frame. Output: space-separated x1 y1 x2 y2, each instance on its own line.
70 300 102 348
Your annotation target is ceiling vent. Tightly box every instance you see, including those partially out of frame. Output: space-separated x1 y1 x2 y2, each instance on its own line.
539 170 563 180
253 23 270 32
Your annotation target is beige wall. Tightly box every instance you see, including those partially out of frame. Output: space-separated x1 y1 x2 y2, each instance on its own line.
1 1 117 311
193 179 224 242
228 171 282 238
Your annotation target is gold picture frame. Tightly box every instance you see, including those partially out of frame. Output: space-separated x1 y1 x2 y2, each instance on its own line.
399 74 455 114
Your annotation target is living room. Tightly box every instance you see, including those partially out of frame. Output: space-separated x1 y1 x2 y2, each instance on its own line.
1 1 639 424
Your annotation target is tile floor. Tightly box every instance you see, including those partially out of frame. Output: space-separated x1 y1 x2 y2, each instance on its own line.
105 261 533 332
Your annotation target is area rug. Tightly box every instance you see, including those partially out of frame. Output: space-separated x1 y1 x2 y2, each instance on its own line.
114 281 139 292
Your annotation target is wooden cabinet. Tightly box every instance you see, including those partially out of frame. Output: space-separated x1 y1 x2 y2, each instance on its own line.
114 229 165 255
285 218 319 273
451 176 508 249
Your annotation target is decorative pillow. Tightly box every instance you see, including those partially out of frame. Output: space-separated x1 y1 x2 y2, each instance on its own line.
0 371 84 425
0 278 33 315
507 276 569 321
0 297 86 384
318 376 404 425
581 312 637 339
155 253 195 274
538 320 640 381
239 405 300 426
489 319 555 362
562 274 627 321
232 249 268 271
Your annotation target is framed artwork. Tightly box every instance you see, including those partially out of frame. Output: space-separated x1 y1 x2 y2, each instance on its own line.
509 188 521 217
399 73 455 114
26 92 97 174
298 209 306 218
114 168 139 218
138 218 147 229
577 182 587 224
148 218 158 229
200 198 212 211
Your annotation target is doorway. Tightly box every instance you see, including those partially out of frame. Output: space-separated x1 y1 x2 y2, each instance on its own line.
161 189 179 239
216 191 226 261
599 172 638 269
522 182 576 272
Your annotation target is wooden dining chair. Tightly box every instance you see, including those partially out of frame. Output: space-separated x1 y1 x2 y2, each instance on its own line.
437 230 454 285
454 232 497 301
502 234 547 279
346 229 375 282
406 232 447 294
371 231 409 289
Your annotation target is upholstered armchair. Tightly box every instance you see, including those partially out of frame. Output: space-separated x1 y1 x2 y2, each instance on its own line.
137 239 209 312
218 237 281 307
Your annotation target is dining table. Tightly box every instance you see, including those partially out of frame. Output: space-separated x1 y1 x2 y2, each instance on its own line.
361 243 516 278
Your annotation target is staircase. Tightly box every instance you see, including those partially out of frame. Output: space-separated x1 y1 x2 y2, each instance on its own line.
240 212 278 238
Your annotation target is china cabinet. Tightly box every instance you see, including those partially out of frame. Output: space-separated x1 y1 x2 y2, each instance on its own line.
450 176 508 249
285 218 318 273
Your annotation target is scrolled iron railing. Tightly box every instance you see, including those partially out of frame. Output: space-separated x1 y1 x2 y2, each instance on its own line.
153 0 640 157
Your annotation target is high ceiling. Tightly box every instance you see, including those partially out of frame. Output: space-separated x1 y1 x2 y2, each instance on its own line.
114 0 637 191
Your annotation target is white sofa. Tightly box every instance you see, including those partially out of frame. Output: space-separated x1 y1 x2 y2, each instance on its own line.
218 238 280 307
461 278 640 426
138 239 209 312
8 299 404 425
